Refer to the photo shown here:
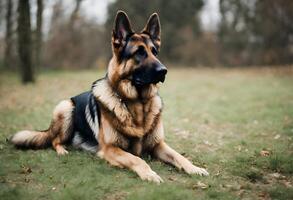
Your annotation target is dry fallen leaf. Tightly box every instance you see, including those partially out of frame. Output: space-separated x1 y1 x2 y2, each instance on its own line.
24 177 30 183
192 181 209 189
203 140 212 146
20 166 32 174
268 173 281 179
215 170 221 176
237 189 245 197
222 184 242 191
237 146 242 151
274 134 281 139
260 150 270 157
258 191 270 200
280 180 292 188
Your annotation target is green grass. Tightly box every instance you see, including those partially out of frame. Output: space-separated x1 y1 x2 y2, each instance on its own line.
1 67 293 200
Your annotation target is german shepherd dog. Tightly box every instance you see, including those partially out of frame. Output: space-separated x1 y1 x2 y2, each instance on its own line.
11 11 208 183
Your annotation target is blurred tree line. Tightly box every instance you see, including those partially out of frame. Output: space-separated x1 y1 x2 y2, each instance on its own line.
219 0 293 66
0 0 292 83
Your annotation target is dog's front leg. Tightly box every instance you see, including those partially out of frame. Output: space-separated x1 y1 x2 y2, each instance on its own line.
154 141 209 176
98 146 163 183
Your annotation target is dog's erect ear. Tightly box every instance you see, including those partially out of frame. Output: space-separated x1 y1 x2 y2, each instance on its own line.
142 13 161 49
112 11 133 49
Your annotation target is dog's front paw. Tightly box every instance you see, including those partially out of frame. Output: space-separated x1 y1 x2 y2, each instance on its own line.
139 170 164 184
56 147 69 156
183 164 209 176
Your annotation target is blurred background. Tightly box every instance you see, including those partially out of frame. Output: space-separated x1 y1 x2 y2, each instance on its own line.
0 0 292 83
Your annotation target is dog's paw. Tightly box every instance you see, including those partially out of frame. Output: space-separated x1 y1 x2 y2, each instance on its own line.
183 164 209 176
139 170 164 184
56 148 68 156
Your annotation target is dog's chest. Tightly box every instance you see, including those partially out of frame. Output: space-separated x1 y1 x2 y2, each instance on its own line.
126 101 151 126
101 97 162 153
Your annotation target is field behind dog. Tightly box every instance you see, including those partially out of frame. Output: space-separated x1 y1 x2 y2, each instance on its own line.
0 67 293 200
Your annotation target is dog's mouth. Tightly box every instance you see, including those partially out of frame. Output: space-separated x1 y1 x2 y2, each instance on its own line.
128 75 165 87
133 77 146 86
128 68 167 87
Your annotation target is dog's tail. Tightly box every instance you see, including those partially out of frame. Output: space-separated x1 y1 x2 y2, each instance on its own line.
10 130 52 149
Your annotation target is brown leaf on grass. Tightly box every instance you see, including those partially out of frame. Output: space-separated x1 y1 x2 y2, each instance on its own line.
237 190 245 197
203 140 212 146
258 191 270 200
268 173 285 179
280 180 292 188
260 150 270 157
168 176 176 181
192 181 209 189
274 134 281 139
235 145 242 152
222 184 242 191
104 191 128 200
24 177 30 183
20 166 32 174
215 170 221 176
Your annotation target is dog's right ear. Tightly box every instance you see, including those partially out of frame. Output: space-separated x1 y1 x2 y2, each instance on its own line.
112 11 133 49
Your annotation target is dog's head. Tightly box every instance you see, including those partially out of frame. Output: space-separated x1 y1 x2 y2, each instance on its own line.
107 11 167 100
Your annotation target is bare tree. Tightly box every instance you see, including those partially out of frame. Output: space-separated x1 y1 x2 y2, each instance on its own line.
17 0 34 83
35 0 43 68
69 0 82 30
4 0 13 68
0 1 3 28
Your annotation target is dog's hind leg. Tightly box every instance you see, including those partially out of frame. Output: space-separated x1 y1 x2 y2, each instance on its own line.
50 100 74 155
11 100 74 154
153 141 209 176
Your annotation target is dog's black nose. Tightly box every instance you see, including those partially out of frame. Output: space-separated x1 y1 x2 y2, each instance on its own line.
155 66 167 76
155 64 167 83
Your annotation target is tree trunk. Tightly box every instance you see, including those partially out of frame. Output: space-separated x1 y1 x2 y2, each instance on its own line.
4 0 13 69
69 0 82 30
35 0 43 69
17 0 34 83
0 1 3 25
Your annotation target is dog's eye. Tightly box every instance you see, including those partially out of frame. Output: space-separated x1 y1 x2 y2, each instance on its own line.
151 47 158 56
135 46 147 58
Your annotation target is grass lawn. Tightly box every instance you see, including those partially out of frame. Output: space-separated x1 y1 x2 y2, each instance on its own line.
0 67 293 200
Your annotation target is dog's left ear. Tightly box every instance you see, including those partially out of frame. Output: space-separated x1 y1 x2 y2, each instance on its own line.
142 13 161 49
112 11 133 49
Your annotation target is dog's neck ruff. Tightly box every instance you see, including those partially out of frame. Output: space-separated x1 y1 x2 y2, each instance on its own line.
92 78 133 123
91 78 163 135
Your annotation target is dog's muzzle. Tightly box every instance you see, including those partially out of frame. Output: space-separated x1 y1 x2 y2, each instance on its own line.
132 63 168 86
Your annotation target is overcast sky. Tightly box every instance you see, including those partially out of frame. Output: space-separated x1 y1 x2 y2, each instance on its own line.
43 0 220 32
81 0 221 31
0 0 220 37
200 0 221 31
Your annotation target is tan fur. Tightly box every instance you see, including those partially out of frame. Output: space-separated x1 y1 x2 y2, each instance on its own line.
50 100 74 155
11 130 50 148
153 141 209 176
98 139 163 183
93 78 162 138
11 100 74 155
100 114 129 150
